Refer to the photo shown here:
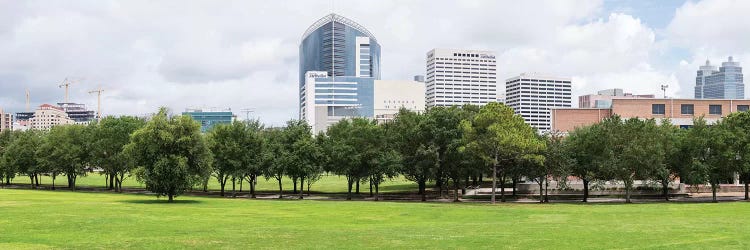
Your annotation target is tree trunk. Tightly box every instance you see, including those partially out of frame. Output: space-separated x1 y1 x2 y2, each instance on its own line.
375 183 380 201
168 194 174 202
582 179 589 202
419 180 426 202
662 180 670 201
293 177 298 194
299 176 304 199
356 180 360 194
453 180 460 202
491 164 497 204
544 178 550 203
114 175 119 192
745 181 749 200
250 175 257 198
472 175 478 186
625 182 632 203
500 171 506 202
538 180 544 203
369 179 373 197
109 173 115 190
29 175 34 189
51 175 56 190
34 174 39 187
232 177 237 198
239 178 243 192
512 178 517 197
347 179 353 201
219 177 226 197
711 182 718 203
277 177 283 199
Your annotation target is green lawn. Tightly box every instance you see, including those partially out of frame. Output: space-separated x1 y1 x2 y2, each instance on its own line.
1 189 750 249
9 174 419 193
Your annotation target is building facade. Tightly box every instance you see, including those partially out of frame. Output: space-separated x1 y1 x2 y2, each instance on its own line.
58 102 96 124
0 108 12 132
373 80 426 123
552 98 750 132
695 57 744 99
579 88 654 108
506 73 572 132
29 104 74 130
425 49 498 107
299 13 381 134
182 109 235 133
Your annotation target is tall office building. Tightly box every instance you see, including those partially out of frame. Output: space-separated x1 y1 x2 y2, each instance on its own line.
373 80 426 123
695 56 744 99
299 13 381 134
505 73 572 132
425 49 497 107
182 108 235 133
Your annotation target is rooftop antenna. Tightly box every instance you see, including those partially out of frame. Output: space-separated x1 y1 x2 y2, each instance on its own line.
660 84 669 98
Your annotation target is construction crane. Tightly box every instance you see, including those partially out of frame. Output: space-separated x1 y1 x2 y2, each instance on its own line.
25 89 30 112
88 87 104 121
58 77 80 103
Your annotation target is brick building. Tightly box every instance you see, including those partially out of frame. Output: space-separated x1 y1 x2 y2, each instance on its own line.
552 98 750 132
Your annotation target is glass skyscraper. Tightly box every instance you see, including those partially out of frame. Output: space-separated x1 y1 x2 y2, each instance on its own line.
695 57 744 99
299 13 381 133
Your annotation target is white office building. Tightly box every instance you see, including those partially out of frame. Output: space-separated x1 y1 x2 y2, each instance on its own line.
373 80 426 123
505 73 572 132
425 49 498 107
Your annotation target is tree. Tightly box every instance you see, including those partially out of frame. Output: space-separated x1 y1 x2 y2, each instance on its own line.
682 117 736 203
89 116 145 192
240 120 265 199
390 109 435 201
125 108 213 202
35 125 89 190
0 130 17 185
207 122 247 197
566 125 605 202
3 130 41 188
720 111 750 200
652 119 684 201
262 128 287 199
320 119 365 200
462 102 545 203
538 132 572 203
282 120 319 199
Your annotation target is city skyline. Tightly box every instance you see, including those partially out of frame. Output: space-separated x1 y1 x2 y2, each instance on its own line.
0 0 748 126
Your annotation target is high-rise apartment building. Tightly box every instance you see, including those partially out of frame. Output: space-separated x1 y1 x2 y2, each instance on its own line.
0 108 12 132
425 49 497 107
695 57 744 99
505 73 572 132
299 13 381 134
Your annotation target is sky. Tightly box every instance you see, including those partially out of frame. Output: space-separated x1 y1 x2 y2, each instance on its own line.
1 0 749 125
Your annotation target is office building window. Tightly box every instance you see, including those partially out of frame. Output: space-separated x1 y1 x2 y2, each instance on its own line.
709 105 722 115
681 104 694 115
652 104 666 115
738 105 750 112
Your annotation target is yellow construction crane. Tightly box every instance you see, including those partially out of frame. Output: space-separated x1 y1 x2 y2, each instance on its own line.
25 89 30 111
58 77 83 103
88 87 104 121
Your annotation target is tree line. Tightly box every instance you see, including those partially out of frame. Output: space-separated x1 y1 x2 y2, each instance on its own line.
2 103 750 203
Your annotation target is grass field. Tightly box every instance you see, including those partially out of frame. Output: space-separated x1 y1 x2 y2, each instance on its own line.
9 174 420 193
1 189 750 249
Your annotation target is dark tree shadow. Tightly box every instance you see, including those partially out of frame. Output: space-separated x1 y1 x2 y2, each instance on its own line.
120 199 203 204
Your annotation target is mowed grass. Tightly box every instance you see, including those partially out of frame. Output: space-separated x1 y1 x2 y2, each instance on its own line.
10 174 419 193
1 189 750 249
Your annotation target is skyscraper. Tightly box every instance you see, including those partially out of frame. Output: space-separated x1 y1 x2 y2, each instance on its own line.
695 56 744 99
425 49 498 107
299 13 381 134
505 73 572 133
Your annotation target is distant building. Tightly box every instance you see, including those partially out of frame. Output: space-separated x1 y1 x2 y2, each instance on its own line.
29 104 75 130
552 98 750 132
425 48 498 107
695 57 744 99
0 108 12 132
57 103 95 124
413 75 425 82
579 88 655 108
506 73 572 133
373 80 426 123
299 13 381 134
182 109 235 133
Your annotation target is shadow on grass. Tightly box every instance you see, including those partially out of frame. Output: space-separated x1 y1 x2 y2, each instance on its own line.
120 199 204 204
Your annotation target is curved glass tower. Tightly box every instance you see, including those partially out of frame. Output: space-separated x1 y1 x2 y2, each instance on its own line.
299 13 381 133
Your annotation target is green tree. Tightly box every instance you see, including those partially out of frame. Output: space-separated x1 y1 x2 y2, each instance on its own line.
240 120 265 199
720 111 750 200
320 119 364 200
262 127 289 199
3 130 41 187
390 109 435 201
566 125 605 202
208 122 247 197
652 119 684 201
89 116 145 192
36 125 89 190
538 132 572 202
462 102 544 203
125 108 213 202
682 117 736 203
0 130 17 185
